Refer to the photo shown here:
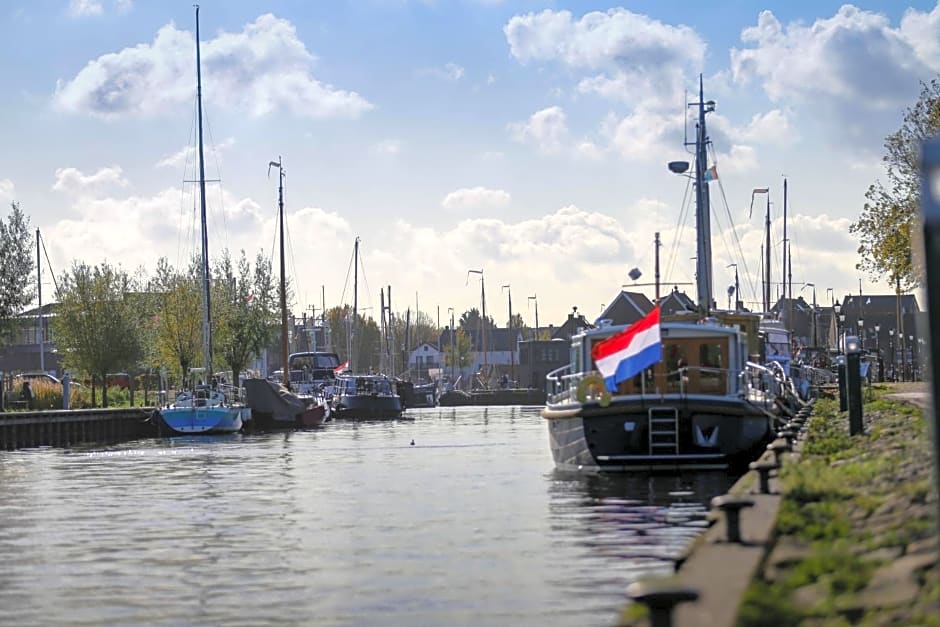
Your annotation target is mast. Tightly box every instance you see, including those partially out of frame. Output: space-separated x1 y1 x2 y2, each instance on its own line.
764 193 771 313
480 273 487 382
692 75 714 315
195 5 212 376
782 177 788 307
36 228 43 372
270 156 289 389
503 284 514 384
352 236 360 372
654 231 661 304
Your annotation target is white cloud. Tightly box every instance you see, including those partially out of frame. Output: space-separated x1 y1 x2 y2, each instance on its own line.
609 107 682 161
731 5 940 137
156 137 235 169
441 187 511 211
52 166 129 196
509 106 569 154
371 139 402 155
420 62 465 82
574 140 603 161
0 179 14 204
53 14 373 119
68 0 102 17
504 8 705 107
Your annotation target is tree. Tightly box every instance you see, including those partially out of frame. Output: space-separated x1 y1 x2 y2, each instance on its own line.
212 250 278 386
152 257 202 384
0 201 34 348
443 328 475 372
851 78 940 290
507 313 527 334
324 306 381 372
459 307 496 331
52 261 144 407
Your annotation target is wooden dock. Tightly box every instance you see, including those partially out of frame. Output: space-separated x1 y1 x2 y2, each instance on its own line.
0 407 159 449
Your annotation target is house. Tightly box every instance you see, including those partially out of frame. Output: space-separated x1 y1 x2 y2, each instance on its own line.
0 304 62 376
407 342 443 381
597 291 654 325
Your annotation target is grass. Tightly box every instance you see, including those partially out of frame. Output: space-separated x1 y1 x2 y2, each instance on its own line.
737 384 938 626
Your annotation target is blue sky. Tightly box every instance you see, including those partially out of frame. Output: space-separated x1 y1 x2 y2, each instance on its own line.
2 0 937 327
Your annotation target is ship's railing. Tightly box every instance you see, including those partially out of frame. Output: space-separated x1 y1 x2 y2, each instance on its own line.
547 363 744 403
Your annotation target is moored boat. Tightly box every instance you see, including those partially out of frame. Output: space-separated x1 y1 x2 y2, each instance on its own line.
331 373 404 420
156 7 247 436
542 76 783 472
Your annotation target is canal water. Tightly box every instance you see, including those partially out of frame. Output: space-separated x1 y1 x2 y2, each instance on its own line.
0 406 737 626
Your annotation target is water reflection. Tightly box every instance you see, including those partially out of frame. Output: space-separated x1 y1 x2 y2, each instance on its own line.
544 470 737 619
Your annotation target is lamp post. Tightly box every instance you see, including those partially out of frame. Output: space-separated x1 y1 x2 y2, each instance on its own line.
909 334 915 381
528 295 539 340
874 323 882 382
889 328 896 381
834 299 842 353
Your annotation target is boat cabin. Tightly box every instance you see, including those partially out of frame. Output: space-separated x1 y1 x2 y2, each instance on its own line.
573 322 747 397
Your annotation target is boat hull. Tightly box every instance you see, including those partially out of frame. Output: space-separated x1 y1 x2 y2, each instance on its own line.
155 405 247 435
439 388 545 406
332 394 403 420
543 395 774 472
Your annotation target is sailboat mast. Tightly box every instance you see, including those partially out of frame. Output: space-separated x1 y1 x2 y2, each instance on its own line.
272 157 289 389
764 194 771 313
195 5 212 375
693 75 713 316
480 273 487 379
36 228 43 372
352 236 359 372
782 177 788 305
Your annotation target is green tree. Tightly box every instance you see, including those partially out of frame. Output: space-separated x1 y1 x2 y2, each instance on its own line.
444 328 475 372
212 250 278 386
152 257 202 384
851 78 940 290
459 307 496 331
0 201 34 348
52 261 144 407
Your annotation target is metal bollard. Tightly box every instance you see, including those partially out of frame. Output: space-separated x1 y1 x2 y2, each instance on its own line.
844 336 864 435
711 495 755 543
750 459 779 494
625 581 699 627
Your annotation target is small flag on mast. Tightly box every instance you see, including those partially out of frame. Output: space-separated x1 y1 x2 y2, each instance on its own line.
703 165 718 182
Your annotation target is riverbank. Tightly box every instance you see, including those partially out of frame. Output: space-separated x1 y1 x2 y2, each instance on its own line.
619 382 938 626
737 382 938 626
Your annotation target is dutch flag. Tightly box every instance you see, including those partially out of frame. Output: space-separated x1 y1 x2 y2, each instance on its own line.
591 306 662 393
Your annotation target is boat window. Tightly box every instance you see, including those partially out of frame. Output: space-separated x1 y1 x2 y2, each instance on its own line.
664 343 689 393
698 342 726 393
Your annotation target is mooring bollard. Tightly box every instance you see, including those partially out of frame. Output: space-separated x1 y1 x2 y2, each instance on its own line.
625 581 700 627
711 495 754 543
837 355 847 412
844 336 864 435
777 428 797 446
750 459 778 494
767 439 791 465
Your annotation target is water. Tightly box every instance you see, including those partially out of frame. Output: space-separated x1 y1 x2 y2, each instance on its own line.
0 406 737 626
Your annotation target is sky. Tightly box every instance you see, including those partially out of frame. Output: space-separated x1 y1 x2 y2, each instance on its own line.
2 0 938 330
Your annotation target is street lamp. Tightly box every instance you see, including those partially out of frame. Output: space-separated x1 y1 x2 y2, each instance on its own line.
834 299 843 353
909 334 915 381
527 295 539 340
889 328 896 381
874 323 882 382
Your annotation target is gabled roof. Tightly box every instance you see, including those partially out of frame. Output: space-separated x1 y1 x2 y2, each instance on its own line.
598 290 654 325
658 288 696 315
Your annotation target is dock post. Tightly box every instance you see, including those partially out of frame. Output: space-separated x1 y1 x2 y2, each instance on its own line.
918 136 940 528
836 355 847 412
845 335 864 435
63 372 71 410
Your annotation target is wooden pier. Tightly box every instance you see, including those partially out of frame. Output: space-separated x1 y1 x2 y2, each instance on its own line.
0 407 159 450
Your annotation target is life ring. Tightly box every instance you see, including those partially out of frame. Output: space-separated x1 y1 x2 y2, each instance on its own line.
576 373 612 407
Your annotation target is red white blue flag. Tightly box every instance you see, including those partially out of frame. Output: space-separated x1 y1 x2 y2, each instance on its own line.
334 360 349 375
591 307 662 393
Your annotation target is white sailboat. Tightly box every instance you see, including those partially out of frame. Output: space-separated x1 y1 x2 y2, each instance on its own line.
156 6 248 435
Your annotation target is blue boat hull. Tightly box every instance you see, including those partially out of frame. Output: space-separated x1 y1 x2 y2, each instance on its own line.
155 406 247 435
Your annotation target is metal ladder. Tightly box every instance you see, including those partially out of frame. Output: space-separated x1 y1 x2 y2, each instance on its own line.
648 407 679 455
